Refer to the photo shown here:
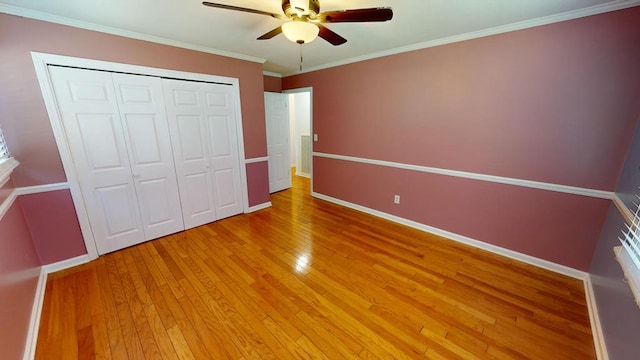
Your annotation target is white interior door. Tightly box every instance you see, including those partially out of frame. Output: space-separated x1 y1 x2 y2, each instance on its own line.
163 79 244 228
112 73 184 240
49 66 146 254
264 92 291 193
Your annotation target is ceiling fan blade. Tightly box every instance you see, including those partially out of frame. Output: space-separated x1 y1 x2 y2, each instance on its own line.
317 24 347 46
202 2 288 20
257 26 283 40
317 7 393 23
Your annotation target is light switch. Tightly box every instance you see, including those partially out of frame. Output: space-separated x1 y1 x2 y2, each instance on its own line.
313 134 318 141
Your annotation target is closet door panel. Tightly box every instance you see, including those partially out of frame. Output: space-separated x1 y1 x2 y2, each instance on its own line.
137 178 176 226
212 168 237 207
75 114 124 171
95 184 141 237
175 114 216 227
49 66 145 254
203 85 243 220
163 80 217 229
185 173 213 214
113 73 184 240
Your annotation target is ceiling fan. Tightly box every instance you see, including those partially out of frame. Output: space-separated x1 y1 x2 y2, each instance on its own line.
202 0 393 45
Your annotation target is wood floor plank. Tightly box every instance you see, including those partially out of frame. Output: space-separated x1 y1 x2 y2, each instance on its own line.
166 326 195 360
175 281 239 359
157 284 213 359
77 326 95 360
262 316 315 360
36 175 596 359
134 315 163 360
95 258 128 359
60 274 79 359
295 336 331 360
142 304 179 360
74 270 93 331
90 314 112 360
35 279 58 359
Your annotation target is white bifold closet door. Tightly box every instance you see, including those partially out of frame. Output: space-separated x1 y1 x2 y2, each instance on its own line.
163 79 243 229
49 66 184 254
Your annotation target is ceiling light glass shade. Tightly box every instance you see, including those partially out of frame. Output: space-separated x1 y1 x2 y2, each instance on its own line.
282 21 319 44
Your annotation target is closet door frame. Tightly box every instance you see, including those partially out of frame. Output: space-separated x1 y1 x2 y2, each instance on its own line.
32 52 250 260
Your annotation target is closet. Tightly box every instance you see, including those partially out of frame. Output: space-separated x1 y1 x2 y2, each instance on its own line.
48 66 243 255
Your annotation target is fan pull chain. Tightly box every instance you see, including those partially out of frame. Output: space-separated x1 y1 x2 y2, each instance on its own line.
299 43 303 72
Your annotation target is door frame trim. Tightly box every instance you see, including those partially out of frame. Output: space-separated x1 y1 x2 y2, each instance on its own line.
31 51 250 260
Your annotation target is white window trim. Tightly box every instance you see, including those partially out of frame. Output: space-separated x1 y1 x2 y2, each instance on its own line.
614 246 640 308
0 157 19 188
614 193 640 308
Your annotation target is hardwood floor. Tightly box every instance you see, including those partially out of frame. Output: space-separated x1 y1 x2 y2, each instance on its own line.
35 176 596 359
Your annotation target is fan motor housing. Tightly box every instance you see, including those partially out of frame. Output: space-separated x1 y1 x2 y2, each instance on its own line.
282 0 320 19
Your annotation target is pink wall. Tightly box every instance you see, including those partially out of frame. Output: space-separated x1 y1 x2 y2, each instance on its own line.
246 162 271 207
315 157 609 270
18 190 86 265
284 8 640 191
283 8 640 270
0 200 42 360
264 75 283 92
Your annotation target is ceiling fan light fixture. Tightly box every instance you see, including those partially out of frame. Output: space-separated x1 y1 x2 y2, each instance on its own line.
289 0 309 14
282 21 319 44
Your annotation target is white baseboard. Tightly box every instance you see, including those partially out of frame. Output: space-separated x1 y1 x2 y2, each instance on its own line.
23 254 92 359
584 275 609 360
295 172 310 178
23 267 47 360
42 254 92 274
312 192 587 280
246 201 272 213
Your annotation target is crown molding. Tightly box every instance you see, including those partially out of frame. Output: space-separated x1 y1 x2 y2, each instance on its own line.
3 1 638 78
262 71 282 78
284 0 640 77
0 4 266 65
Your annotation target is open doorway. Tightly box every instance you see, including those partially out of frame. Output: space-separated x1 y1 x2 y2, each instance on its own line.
284 87 313 189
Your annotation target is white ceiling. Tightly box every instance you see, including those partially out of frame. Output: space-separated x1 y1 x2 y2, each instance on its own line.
1 0 637 76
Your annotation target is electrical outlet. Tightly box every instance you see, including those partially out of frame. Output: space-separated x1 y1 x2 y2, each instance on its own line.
394 195 400 204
